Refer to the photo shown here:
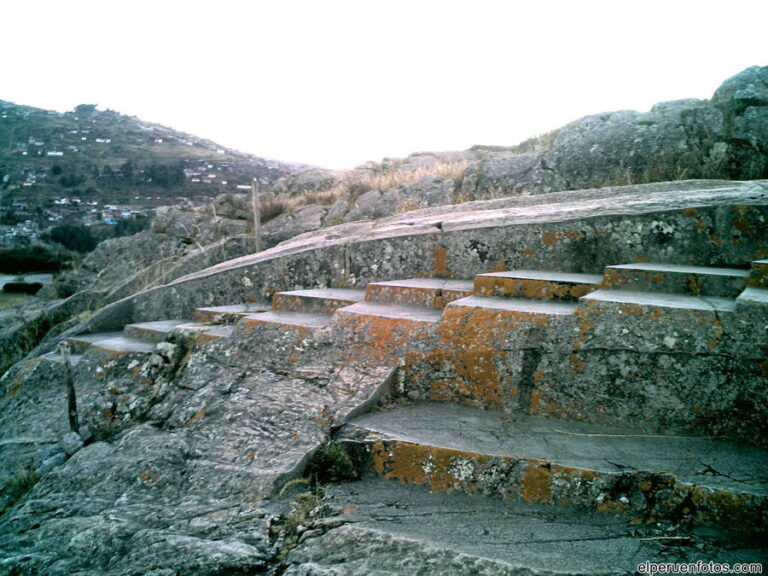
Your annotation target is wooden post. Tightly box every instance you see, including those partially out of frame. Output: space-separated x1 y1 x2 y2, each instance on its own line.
58 341 79 434
251 178 261 253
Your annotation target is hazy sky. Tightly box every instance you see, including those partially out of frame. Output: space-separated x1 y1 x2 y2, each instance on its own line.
2 0 765 169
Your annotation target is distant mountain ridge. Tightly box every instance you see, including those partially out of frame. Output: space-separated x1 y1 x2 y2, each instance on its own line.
0 100 300 215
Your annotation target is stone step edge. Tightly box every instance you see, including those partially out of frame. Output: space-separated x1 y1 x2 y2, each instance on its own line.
123 320 194 342
193 303 271 323
66 331 126 354
446 295 579 316
272 288 367 313
602 263 751 298
338 434 764 536
333 302 444 324
238 310 333 330
88 336 157 355
364 279 474 309
579 289 737 312
473 271 603 301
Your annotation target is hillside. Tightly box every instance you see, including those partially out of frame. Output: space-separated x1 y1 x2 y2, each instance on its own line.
1 178 766 575
0 101 299 225
254 65 768 234
0 66 767 575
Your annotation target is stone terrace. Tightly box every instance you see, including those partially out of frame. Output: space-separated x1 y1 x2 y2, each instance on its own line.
23 179 768 573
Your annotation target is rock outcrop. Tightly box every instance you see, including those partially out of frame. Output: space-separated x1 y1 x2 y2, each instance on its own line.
1 178 766 575
2 67 768 575
271 66 768 228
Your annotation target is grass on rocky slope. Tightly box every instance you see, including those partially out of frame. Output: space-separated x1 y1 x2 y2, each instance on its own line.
263 159 470 220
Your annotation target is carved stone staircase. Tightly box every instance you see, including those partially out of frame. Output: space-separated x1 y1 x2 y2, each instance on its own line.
48 259 768 563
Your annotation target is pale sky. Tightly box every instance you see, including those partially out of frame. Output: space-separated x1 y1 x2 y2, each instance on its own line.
1 0 765 169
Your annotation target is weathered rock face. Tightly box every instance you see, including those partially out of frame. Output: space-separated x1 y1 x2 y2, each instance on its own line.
272 167 341 196
0 319 393 575
264 67 768 236
81 206 250 292
460 66 768 200
1 177 767 574
2 68 767 576
262 204 329 248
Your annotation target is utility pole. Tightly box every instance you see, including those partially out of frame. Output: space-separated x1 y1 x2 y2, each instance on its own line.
251 177 261 252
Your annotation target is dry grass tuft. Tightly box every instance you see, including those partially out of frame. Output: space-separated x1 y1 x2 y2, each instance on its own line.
264 159 470 218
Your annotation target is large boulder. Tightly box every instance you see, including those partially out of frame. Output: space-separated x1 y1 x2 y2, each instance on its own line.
459 65 768 199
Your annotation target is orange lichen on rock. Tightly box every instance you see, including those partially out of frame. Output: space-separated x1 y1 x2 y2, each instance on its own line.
541 232 559 247
434 246 449 276
186 410 205 426
520 462 552 503
570 353 586 371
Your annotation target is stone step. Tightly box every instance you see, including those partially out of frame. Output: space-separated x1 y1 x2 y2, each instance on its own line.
577 289 736 354
238 310 332 332
733 286 768 357
446 294 579 316
87 335 157 355
172 323 235 342
332 302 442 361
335 301 444 324
602 262 751 297
272 288 366 314
400 295 578 409
364 278 474 309
295 479 765 575
190 324 234 342
340 401 767 536
123 319 194 342
748 259 768 288
193 302 270 323
737 286 768 310
580 289 737 312
66 331 125 354
474 270 603 301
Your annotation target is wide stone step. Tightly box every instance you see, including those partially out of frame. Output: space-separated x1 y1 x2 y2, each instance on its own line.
340 402 767 535
87 335 157 355
399 295 578 409
577 289 736 354
238 310 332 332
474 270 602 301
191 324 234 341
272 288 366 313
123 319 194 342
335 301 444 324
294 479 765 575
171 322 235 342
193 302 270 323
446 294 579 316
602 262 750 297
580 289 737 312
365 278 473 309
333 302 442 362
66 331 125 354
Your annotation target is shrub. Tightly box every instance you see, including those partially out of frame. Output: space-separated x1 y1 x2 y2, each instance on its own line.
305 443 358 484
0 245 69 273
3 281 43 295
260 198 287 223
5 466 39 507
49 224 98 253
